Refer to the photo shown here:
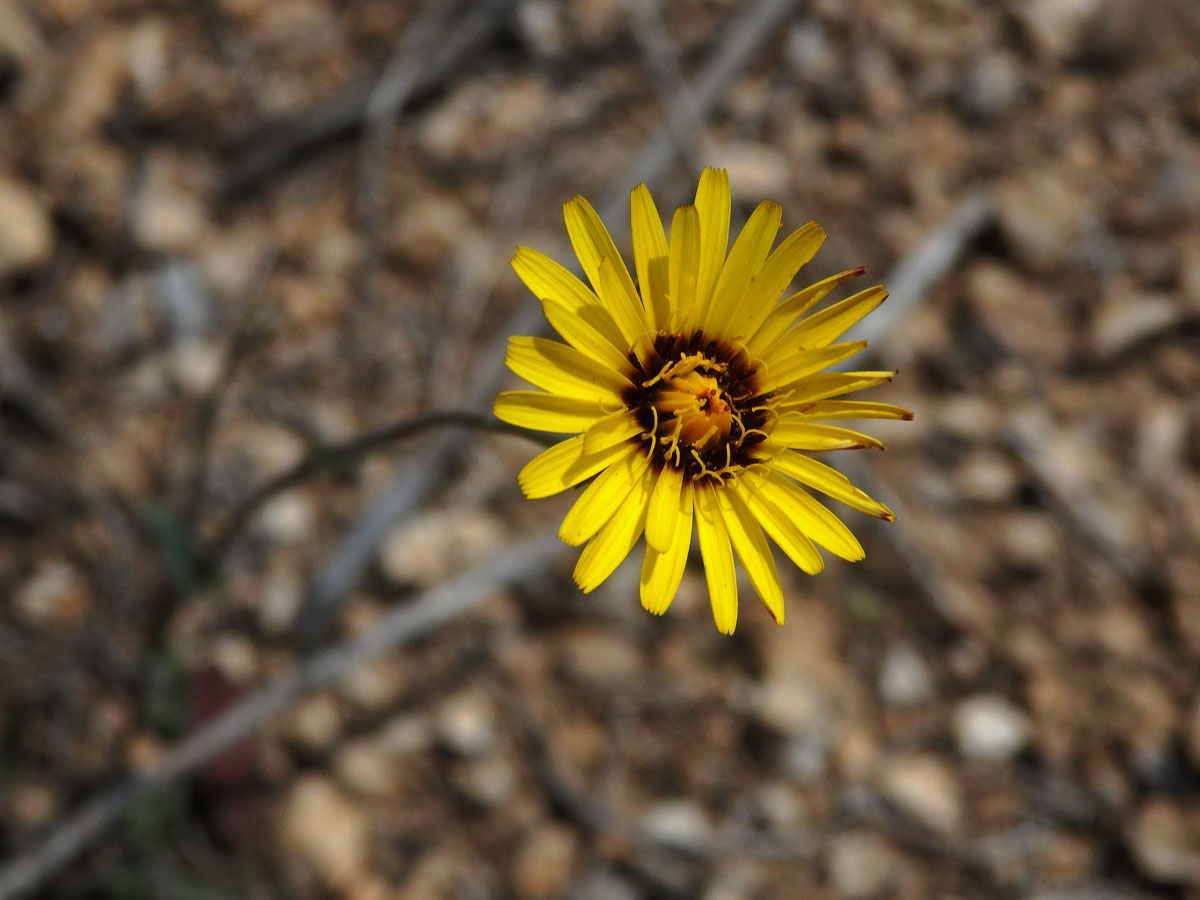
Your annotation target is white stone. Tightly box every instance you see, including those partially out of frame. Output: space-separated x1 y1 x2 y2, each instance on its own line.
254 491 315 544
826 830 898 899
955 694 1031 762
13 560 90 627
640 799 711 849
278 776 369 887
1126 798 1200 884
513 824 578 900
0 174 54 276
436 690 496 758
878 755 962 833
878 644 934 708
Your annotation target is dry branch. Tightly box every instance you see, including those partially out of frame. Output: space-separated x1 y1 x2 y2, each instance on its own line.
0 530 567 900
218 0 516 200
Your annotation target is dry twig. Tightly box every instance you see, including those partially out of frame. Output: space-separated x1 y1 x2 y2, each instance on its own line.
218 1 515 201
0 530 567 900
206 409 542 561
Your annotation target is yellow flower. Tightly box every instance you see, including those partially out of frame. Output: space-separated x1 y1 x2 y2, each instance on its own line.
495 169 910 633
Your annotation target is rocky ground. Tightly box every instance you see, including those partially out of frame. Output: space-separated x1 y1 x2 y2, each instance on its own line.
2 0 1200 898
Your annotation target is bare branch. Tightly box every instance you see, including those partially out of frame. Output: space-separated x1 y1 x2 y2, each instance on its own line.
206 409 544 561
840 189 995 357
218 1 516 201
0 530 568 900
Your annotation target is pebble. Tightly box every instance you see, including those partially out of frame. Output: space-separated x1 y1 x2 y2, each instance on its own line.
825 830 899 900
278 776 370 889
721 143 790 201
1126 797 1200 884
13 560 92 628
877 644 934 708
966 262 1071 364
334 739 398 797
703 864 765 900
1135 401 1189 483
337 657 406 711
570 871 642 900
781 730 832 782
955 694 1031 762
997 511 1061 569
253 491 315 545
259 565 303 636
785 21 838 84
132 155 209 253
513 823 579 900
516 0 566 57
386 194 473 272
877 755 963 833
558 627 643 685
377 713 435 757
5 781 59 827
567 0 623 46
957 52 1024 121
997 170 1091 271
1015 0 1106 59
436 689 497 758
379 508 505 588
0 174 54 277
284 693 343 751
953 451 1020 504
455 755 517 807
639 799 711 849
1090 290 1182 359
124 17 169 101
419 74 554 163
209 633 259 685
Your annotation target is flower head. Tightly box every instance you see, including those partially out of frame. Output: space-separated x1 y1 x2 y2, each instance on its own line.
495 169 911 633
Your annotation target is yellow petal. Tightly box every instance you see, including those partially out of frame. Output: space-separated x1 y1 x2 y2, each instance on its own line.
506 336 631 401
573 463 654 592
542 299 632 372
645 463 684 553
511 246 597 311
792 400 914 422
597 256 652 356
582 409 642 455
773 450 894 520
559 445 651 545
745 267 865 355
775 371 895 407
716 487 784 625
631 184 670 330
640 480 694 615
761 287 886 366
693 168 730 314
759 341 867 393
740 476 825 575
494 391 610 433
564 196 642 320
512 247 626 351
757 472 864 562
668 205 701 328
767 421 884 451
733 222 825 341
694 481 738 635
705 199 782 338
519 433 638 499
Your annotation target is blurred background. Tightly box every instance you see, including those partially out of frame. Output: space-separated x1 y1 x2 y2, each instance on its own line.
2 0 1200 898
